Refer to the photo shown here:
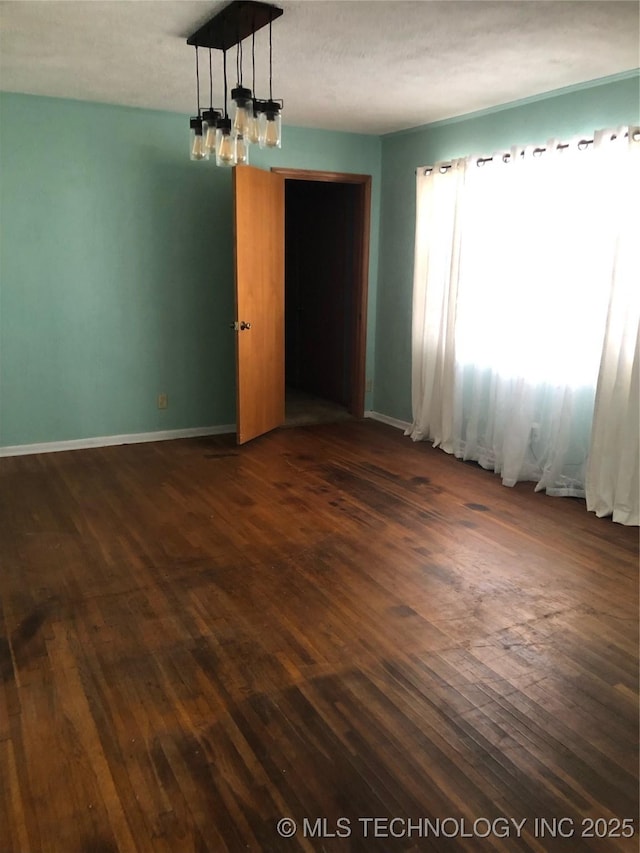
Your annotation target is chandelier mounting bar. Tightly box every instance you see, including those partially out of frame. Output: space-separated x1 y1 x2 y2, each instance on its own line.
187 0 283 51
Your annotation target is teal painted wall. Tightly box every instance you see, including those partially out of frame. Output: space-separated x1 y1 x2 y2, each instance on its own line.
374 73 640 421
2 75 638 447
0 93 381 446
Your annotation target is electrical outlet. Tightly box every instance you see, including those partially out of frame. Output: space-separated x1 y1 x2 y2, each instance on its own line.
366 379 373 393
157 393 168 410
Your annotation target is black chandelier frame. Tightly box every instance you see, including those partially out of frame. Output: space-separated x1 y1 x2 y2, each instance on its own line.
187 1 282 55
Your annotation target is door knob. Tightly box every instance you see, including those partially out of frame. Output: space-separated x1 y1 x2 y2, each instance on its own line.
230 321 252 331
240 321 252 330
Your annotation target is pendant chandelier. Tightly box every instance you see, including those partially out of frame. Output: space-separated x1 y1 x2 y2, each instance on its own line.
187 0 283 166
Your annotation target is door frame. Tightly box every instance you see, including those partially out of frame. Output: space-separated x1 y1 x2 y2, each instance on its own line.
271 168 371 419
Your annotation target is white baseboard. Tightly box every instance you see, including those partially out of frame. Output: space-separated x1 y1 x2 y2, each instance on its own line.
365 411 412 432
0 424 236 458
2 415 413 458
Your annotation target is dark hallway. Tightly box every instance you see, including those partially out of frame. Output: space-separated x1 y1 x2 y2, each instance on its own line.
284 179 359 424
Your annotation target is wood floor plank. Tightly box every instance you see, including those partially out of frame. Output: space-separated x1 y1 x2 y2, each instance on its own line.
1 421 637 851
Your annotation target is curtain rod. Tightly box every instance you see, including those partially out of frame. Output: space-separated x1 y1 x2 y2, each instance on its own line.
418 129 637 176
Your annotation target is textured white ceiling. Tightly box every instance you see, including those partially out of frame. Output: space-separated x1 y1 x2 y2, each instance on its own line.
0 1 638 135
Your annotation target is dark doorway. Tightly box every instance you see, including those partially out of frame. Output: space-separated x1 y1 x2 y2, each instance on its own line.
285 179 358 408
274 169 371 425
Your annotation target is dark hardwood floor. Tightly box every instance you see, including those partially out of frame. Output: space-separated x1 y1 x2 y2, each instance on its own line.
1 420 638 852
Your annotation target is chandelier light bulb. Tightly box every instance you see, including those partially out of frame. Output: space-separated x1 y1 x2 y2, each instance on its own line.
202 109 221 155
215 118 237 167
204 126 217 155
236 135 250 165
248 99 264 145
217 133 236 165
189 116 208 161
231 86 253 138
192 136 206 160
264 118 279 148
248 118 260 146
259 101 282 149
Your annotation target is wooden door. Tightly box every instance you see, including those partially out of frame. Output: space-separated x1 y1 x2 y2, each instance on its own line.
233 165 285 445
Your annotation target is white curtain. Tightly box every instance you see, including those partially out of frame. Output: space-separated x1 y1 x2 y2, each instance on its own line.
585 132 640 525
409 158 466 452
407 126 639 523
